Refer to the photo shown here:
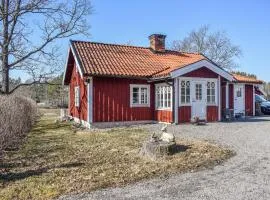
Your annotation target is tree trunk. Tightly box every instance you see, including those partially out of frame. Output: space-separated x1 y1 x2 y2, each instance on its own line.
1 0 10 94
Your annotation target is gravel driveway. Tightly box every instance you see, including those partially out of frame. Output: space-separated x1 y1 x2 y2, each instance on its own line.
60 116 270 200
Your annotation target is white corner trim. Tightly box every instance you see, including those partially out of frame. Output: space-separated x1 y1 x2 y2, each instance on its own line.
253 84 255 116
87 77 93 123
70 44 83 78
218 75 221 121
174 78 179 124
130 84 150 107
170 59 234 82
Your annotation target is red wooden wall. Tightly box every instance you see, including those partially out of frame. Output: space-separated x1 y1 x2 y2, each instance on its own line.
183 67 219 78
245 84 254 116
154 110 173 123
178 106 191 123
207 106 218 122
69 63 88 121
93 77 155 122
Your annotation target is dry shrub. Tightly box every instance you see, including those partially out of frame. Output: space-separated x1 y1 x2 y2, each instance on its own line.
0 95 38 158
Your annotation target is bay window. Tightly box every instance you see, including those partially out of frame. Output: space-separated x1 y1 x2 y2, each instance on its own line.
130 84 150 107
156 84 172 110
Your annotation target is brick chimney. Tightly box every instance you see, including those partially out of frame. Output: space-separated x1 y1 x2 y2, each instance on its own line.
149 34 166 53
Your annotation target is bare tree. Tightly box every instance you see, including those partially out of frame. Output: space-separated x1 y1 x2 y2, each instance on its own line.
171 25 242 70
0 0 92 94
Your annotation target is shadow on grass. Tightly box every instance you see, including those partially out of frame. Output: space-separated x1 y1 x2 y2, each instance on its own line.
174 144 191 153
0 162 84 183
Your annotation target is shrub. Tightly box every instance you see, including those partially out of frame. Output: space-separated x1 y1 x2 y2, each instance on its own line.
0 95 38 158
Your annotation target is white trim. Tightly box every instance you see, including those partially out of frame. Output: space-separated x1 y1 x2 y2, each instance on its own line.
218 75 221 121
171 59 234 81
155 83 173 111
130 84 150 107
63 48 71 85
243 84 246 116
174 78 179 123
178 77 218 106
70 44 84 78
253 84 255 116
226 82 229 109
87 77 93 123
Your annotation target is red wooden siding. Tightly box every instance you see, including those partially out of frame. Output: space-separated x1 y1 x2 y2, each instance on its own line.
182 67 219 78
154 110 173 123
245 84 254 116
229 84 234 109
221 82 226 111
178 106 191 123
69 63 88 121
93 77 155 122
207 106 218 122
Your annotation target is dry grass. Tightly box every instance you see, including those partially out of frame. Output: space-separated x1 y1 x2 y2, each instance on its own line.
0 110 234 200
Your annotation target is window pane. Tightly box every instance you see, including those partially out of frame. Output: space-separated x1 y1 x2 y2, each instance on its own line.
181 96 185 103
212 96 215 103
132 88 139 104
141 88 148 104
207 96 211 103
186 95 190 103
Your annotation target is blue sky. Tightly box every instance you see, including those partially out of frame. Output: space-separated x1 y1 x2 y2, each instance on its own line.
12 0 270 82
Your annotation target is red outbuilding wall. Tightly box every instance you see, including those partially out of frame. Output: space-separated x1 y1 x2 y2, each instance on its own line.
69 63 88 121
229 84 234 109
92 77 155 122
245 84 254 116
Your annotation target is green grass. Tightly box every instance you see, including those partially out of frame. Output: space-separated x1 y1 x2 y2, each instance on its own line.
0 110 234 200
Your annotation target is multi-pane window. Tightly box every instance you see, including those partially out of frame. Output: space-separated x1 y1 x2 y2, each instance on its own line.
180 80 190 104
156 85 172 109
195 84 202 100
207 81 216 104
130 85 150 107
74 86 80 107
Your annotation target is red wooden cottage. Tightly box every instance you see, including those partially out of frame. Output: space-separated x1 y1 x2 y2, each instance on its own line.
63 34 263 128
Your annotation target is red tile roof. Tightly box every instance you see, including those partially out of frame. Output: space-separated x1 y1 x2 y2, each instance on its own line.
71 41 205 78
232 74 263 84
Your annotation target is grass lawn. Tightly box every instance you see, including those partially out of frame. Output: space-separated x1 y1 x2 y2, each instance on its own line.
0 110 233 200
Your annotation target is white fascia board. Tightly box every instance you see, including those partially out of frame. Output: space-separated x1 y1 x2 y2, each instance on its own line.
70 44 84 79
170 59 235 82
62 48 71 85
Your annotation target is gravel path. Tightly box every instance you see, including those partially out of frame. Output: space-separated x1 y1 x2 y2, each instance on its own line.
59 116 270 200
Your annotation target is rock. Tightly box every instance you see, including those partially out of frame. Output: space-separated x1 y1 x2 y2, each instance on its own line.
160 132 175 143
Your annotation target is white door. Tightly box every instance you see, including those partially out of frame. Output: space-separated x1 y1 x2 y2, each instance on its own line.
234 84 245 115
191 81 207 119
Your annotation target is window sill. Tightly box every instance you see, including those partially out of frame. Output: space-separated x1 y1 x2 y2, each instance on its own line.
155 108 172 111
130 104 150 108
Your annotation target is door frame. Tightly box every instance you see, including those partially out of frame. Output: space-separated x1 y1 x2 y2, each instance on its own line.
191 80 207 119
233 83 245 115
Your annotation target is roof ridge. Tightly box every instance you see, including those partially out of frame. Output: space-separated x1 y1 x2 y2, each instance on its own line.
70 40 149 49
70 40 203 55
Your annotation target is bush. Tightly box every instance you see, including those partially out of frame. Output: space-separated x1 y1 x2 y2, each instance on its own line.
0 95 38 158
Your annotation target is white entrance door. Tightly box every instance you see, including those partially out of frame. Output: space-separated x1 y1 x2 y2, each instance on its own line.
191 81 207 119
234 84 245 115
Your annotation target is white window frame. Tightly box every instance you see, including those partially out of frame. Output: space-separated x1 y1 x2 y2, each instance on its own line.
130 84 150 107
179 79 191 106
178 77 218 106
74 86 80 107
206 80 218 105
155 83 173 111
